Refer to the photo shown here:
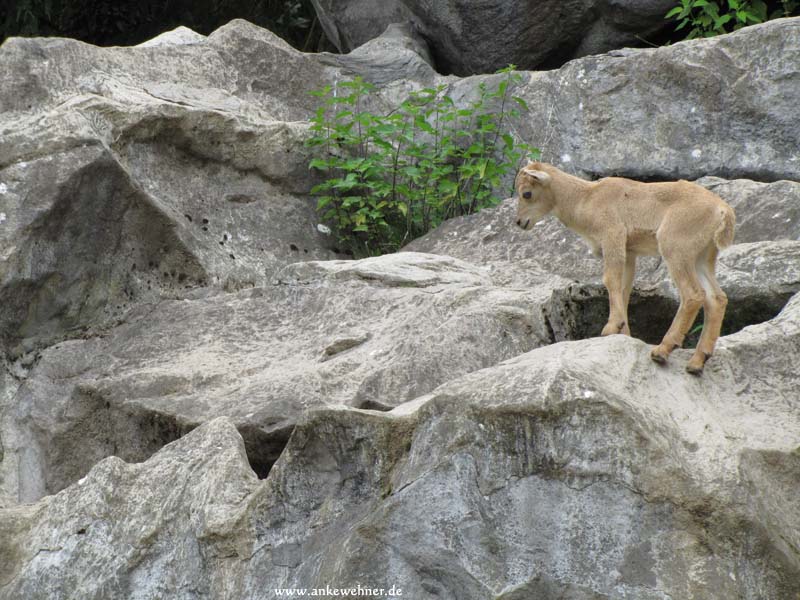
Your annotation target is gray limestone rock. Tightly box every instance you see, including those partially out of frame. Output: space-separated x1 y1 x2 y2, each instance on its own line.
0 418 258 599
508 19 800 182
8 253 556 503
0 20 443 352
2 295 798 598
1 16 800 600
310 0 677 75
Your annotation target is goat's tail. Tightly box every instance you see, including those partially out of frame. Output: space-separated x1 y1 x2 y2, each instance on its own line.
714 205 736 249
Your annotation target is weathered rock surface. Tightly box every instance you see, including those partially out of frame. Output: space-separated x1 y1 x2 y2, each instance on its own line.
0 20 443 353
0 418 258 598
498 18 800 182
8 253 558 502
2 15 800 600
2 295 798 599
310 0 677 75
250 293 800 598
2 17 798 352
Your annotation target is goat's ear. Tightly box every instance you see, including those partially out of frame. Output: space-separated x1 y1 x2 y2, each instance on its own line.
522 169 551 185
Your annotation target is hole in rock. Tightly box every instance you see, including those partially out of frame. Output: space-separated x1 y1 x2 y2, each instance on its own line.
238 424 296 479
547 285 793 346
356 398 394 412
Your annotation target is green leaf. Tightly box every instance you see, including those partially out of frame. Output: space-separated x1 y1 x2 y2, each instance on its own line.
308 85 332 97
714 13 733 27
311 183 332 195
309 158 330 170
751 0 768 20
498 80 508 97
512 96 529 111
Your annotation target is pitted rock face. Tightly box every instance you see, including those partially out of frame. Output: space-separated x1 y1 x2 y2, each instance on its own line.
1 16 800 600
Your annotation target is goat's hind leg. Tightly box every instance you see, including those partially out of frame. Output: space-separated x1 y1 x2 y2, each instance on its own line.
686 246 727 375
650 258 705 365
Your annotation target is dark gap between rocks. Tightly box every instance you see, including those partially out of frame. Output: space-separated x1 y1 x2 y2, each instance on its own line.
356 399 394 412
546 284 792 346
238 423 296 479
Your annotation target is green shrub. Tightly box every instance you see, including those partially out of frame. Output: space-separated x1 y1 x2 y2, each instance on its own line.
306 66 538 257
665 0 799 40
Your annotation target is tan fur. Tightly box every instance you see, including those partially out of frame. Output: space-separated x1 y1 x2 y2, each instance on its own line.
515 161 736 374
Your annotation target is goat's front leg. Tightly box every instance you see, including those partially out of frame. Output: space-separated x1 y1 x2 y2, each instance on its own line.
600 242 629 337
620 253 636 336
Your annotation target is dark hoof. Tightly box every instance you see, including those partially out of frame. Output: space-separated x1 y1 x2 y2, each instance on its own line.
686 352 710 376
650 352 667 365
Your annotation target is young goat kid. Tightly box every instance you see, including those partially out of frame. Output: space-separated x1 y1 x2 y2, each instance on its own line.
515 162 735 374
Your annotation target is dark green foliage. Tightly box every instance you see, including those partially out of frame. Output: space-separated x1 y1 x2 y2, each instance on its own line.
0 0 332 50
307 67 538 257
665 0 799 39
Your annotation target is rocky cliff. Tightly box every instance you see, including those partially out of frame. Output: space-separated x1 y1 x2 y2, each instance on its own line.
1 16 799 599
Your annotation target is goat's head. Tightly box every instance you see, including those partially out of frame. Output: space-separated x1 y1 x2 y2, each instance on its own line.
515 163 554 230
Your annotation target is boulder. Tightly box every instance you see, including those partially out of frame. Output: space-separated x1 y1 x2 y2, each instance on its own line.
0 20 444 352
0 418 258 599
310 0 677 75
502 19 800 182
2 295 798 598
246 291 800 598
8 253 559 502
2 16 800 599
316 22 437 85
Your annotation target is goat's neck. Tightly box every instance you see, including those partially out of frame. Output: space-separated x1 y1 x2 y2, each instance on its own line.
550 172 593 232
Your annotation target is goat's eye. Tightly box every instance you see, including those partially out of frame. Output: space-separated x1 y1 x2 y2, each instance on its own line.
523 191 532 199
